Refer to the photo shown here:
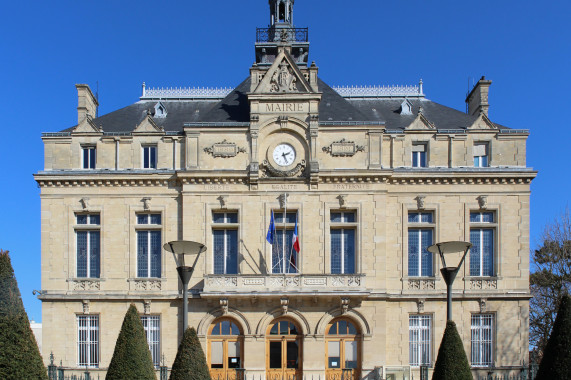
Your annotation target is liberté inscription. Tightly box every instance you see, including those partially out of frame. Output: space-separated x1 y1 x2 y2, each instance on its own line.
264 103 305 113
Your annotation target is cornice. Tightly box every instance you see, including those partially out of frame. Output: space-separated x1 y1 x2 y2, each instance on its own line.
34 172 173 188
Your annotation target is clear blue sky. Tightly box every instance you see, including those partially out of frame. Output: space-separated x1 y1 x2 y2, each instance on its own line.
1 0 569 322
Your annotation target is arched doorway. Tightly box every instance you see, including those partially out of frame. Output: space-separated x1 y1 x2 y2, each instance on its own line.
208 318 244 380
266 318 303 380
325 318 361 380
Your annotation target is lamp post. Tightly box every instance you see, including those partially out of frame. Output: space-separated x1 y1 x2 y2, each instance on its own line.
163 240 207 332
427 241 471 321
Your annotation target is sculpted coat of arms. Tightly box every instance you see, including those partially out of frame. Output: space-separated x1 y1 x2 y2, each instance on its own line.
270 61 298 93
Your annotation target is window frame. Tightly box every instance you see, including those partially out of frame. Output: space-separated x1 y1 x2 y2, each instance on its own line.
471 313 494 368
325 318 361 373
409 314 432 367
271 210 299 274
212 211 240 275
136 213 162 278
407 211 435 277
142 145 158 169
330 210 358 275
140 315 161 368
77 314 100 368
411 143 428 168
473 142 489 168
469 211 496 277
81 145 96 169
75 213 101 278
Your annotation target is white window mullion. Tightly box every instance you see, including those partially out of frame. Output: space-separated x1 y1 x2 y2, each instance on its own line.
147 232 151 277
479 230 484 276
223 230 228 274
341 229 345 274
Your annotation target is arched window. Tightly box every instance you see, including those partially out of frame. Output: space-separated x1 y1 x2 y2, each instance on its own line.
208 318 243 380
326 319 361 380
266 318 302 380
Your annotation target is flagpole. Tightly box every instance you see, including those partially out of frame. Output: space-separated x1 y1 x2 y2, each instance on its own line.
283 193 287 273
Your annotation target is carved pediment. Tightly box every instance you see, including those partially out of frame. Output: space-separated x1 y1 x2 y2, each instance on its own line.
253 50 312 94
133 114 164 135
72 115 103 135
405 109 436 130
468 112 498 130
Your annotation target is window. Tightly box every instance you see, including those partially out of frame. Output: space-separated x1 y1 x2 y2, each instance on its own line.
409 315 431 366
82 146 96 169
331 211 356 274
76 214 100 278
473 143 489 167
137 214 162 278
408 212 434 277
412 144 427 168
470 212 495 277
271 212 298 274
326 319 360 377
208 318 242 377
213 212 239 274
77 315 99 368
471 314 494 367
142 145 157 169
141 315 160 367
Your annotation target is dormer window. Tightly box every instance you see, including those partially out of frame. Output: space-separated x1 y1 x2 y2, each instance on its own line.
82 146 96 169
473 142 489 167
154 102 167 118
400 99 413 115
412 143 427 168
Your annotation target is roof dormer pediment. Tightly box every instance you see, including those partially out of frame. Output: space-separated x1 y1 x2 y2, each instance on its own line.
405 107 436 131
253 49 312 94
133 113 165 135
467 111 498 130
72 115 103 135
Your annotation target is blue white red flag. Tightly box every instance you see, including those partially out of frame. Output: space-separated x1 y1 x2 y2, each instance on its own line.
266 211 275 245
292 215 300 253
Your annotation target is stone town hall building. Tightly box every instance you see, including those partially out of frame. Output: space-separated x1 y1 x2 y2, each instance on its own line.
36 1 535 379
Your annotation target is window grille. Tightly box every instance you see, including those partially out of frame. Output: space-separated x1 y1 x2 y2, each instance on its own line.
471 314 494 367
77 315 99 368
409 315 431 366
141 315 161 367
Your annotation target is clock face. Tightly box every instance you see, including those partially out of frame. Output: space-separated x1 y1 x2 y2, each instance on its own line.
272 143 296 167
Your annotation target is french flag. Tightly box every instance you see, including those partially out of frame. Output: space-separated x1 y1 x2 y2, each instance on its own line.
292 216 300 253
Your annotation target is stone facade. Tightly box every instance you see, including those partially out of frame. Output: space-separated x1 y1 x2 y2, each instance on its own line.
36 2 535 379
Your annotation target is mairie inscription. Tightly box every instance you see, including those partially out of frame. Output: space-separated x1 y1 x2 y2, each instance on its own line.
262 103 306 113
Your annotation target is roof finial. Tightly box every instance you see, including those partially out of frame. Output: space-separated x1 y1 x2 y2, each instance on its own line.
142 82 146 97
419 79 423 95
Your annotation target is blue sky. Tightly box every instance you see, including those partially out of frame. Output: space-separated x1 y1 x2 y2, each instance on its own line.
1 0 569 322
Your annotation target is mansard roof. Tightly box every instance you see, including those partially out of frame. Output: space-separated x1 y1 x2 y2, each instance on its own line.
61 78 511 133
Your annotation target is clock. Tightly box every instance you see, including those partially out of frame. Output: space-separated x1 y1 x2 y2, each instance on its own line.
272 143 296 167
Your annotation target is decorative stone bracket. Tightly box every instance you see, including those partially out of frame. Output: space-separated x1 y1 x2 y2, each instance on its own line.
322 138 365 157
261 160 306 178
204 139 246 158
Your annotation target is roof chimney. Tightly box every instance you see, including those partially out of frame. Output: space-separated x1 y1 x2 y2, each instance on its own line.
76 84 99 124
465 76 492 117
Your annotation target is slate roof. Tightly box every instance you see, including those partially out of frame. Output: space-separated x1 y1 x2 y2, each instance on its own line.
62 77 510 133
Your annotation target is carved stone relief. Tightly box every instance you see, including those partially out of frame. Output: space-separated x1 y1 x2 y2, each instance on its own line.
270 61 298 93
322 138 365 157
204 139 246 158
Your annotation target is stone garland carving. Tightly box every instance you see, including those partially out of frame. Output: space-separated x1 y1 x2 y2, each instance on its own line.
470 278 497 290
72 280 101 291
204 139 246 158
134 280 162 291
322 138 365 157
408 279 436 290
260 159 306 178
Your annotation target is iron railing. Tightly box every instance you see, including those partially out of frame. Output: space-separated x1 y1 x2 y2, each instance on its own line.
256 27 308 43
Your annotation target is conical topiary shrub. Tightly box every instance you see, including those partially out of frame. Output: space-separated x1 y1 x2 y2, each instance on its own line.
106 304 156 380
0 249 48 380
169 327 211 380
432 320 472 380
535 294 571 379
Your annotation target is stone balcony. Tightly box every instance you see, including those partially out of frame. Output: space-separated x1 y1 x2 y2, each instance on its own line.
201 274 368 298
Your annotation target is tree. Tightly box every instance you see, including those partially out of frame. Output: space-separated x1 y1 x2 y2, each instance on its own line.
0 249 48 380
106 304 156 380
169 327 211 380
535 294 571 379
530 207 571 356
432 321 472 380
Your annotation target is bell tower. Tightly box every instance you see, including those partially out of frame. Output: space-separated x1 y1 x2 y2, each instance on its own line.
255 0 309 65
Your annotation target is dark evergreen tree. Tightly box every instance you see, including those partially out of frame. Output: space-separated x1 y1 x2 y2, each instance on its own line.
0 249 48 380
432 321 472 380
106 304 156 380
535 294 571 379
169 327 211 380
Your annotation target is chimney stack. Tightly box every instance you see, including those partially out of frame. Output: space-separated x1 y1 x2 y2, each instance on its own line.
465 76 492 117
76 84 99 124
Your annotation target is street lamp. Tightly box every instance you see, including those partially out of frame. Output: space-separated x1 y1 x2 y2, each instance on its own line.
427 241 472 321
163 240 207 332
